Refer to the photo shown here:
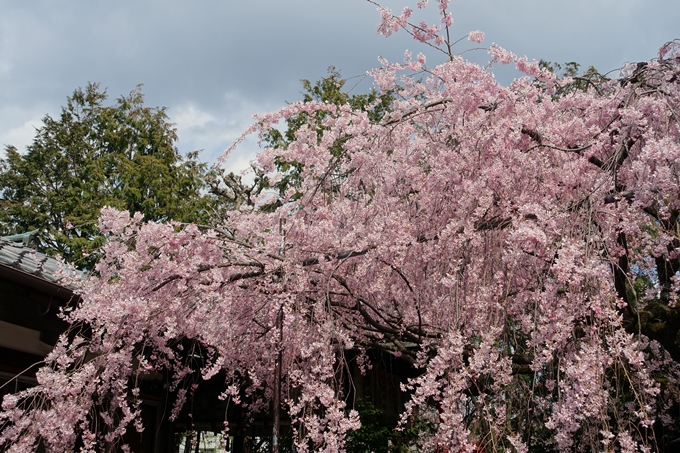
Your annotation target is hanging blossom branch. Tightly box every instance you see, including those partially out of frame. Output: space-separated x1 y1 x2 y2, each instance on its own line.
366 0 486 61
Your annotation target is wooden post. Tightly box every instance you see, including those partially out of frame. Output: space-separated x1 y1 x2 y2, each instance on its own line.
272 307 283 453
182 432 192 453
193 431 201 453
273 218 285 453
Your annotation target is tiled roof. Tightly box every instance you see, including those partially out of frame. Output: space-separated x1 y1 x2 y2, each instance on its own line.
0 237 82 290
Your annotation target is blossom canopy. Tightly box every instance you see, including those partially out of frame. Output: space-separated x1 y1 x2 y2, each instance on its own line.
2 2 680 452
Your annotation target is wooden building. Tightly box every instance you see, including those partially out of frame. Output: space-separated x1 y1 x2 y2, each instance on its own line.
0 233 76 394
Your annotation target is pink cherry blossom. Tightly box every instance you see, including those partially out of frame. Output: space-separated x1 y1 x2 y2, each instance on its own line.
488 43 516 64
467 30 484 43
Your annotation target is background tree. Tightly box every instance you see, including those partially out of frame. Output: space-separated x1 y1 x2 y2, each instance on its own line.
206 67 393 208
538 60 609 97
0 83 215 269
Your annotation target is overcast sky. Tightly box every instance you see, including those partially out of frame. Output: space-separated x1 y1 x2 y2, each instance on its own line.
1 0 678 174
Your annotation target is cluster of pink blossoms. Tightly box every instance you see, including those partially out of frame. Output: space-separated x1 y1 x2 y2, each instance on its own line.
467 30 484 43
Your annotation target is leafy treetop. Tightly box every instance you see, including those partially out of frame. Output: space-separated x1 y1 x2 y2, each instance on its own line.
0 83 215 269
206 67 393 208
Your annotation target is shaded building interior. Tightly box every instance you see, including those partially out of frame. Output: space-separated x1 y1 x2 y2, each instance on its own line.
0 233 75 394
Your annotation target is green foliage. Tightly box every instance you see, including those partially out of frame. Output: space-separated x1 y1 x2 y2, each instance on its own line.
345 399 427 453
204 68 393 211
539 60 583 78
538 60 609 97
345 400 395 453
0 83 215 269
262 67 393 198
265 67 392 149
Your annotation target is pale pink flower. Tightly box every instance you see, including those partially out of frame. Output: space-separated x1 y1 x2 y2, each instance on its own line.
441 12 453 27
488 43 516 64
516 57 541 77
468 30 485 43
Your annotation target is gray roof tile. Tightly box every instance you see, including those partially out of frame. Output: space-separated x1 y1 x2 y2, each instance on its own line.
0 237 82 289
